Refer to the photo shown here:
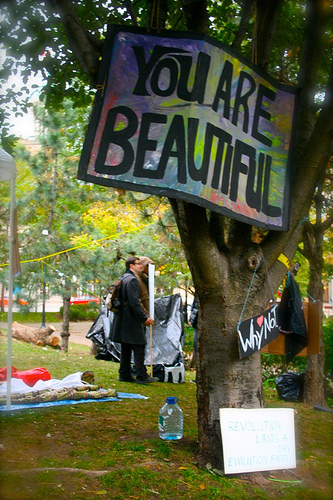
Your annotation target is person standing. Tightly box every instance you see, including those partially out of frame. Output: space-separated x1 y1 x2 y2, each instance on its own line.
111 256 158 384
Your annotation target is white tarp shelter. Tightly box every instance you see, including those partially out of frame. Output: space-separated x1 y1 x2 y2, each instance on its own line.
0 148 17 410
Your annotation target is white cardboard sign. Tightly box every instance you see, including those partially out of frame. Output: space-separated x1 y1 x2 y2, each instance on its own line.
219 408 296 474
148 263 155 320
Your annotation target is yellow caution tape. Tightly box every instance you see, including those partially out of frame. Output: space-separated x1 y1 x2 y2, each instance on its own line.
278 253 290 269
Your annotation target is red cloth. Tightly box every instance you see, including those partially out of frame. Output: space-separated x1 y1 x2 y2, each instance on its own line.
0 366 51 386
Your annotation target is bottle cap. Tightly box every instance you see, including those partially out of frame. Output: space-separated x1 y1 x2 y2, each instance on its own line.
166 397 178 404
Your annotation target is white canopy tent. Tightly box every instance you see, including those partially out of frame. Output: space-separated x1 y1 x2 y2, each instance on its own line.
0 148 18 410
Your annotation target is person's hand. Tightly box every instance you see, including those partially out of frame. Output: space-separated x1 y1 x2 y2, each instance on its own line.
143 317 154 326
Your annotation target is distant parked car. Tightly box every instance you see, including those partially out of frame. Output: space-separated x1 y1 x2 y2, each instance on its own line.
0 297 28 306
69 296 100 305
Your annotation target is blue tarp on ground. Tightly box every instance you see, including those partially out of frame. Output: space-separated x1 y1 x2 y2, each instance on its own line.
0 392 148 411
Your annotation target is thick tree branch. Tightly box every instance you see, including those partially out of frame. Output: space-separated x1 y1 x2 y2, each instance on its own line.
181 0 209 33
322 215 333 232
227 219 252 249
51 0 102 85
146 0 169 29
209 211 227 252
231 0 254 52
169 199 225 289
253 0 283 69
296 0 327 151
123 0 138 26
294 78 333 215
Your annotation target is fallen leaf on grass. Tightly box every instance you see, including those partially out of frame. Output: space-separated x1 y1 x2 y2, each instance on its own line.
148 489 160 495
199 484 206 490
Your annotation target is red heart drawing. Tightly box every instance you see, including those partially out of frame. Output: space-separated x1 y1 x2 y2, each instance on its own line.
257 315 264 327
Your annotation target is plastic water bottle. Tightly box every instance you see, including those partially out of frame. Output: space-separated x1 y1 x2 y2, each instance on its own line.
158 397 183 440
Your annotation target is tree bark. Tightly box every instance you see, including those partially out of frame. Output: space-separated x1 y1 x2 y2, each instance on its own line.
61 296 71 352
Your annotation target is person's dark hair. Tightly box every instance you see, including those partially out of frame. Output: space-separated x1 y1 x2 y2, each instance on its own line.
125 255 139 271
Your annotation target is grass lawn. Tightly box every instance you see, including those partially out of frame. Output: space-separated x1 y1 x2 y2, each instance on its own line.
0 323 332 500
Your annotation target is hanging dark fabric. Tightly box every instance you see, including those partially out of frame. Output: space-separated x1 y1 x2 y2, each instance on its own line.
278 272 308 363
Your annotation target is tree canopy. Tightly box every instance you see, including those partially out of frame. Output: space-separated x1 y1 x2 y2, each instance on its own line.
0 99 190 314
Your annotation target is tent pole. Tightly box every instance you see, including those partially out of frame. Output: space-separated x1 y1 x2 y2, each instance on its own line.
6 175 15 411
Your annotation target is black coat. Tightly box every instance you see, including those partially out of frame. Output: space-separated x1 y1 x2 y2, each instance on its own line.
190 296 198 328
111 270 148 345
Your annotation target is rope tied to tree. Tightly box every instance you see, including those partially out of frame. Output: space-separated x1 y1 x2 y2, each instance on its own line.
237 251 277 329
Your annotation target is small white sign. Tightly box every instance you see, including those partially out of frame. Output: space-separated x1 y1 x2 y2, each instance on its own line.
219 408 296 474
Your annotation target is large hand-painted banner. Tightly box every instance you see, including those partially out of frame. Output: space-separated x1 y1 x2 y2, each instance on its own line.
78 26 298 230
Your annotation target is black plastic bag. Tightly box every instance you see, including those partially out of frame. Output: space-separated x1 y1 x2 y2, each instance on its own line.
87 295 185 365
275 372 304 402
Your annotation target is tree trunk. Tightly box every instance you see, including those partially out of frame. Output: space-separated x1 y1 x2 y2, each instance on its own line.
196 291 264 467
170 200 267 468
305 353 325 406
11 321 60 348
301 184 328 406
0 283 4 313
61 296 71 352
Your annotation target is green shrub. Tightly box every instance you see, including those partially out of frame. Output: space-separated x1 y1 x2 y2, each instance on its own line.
59 302 100 321
0 311 62 323
184 324 194 353
261 352 307 387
